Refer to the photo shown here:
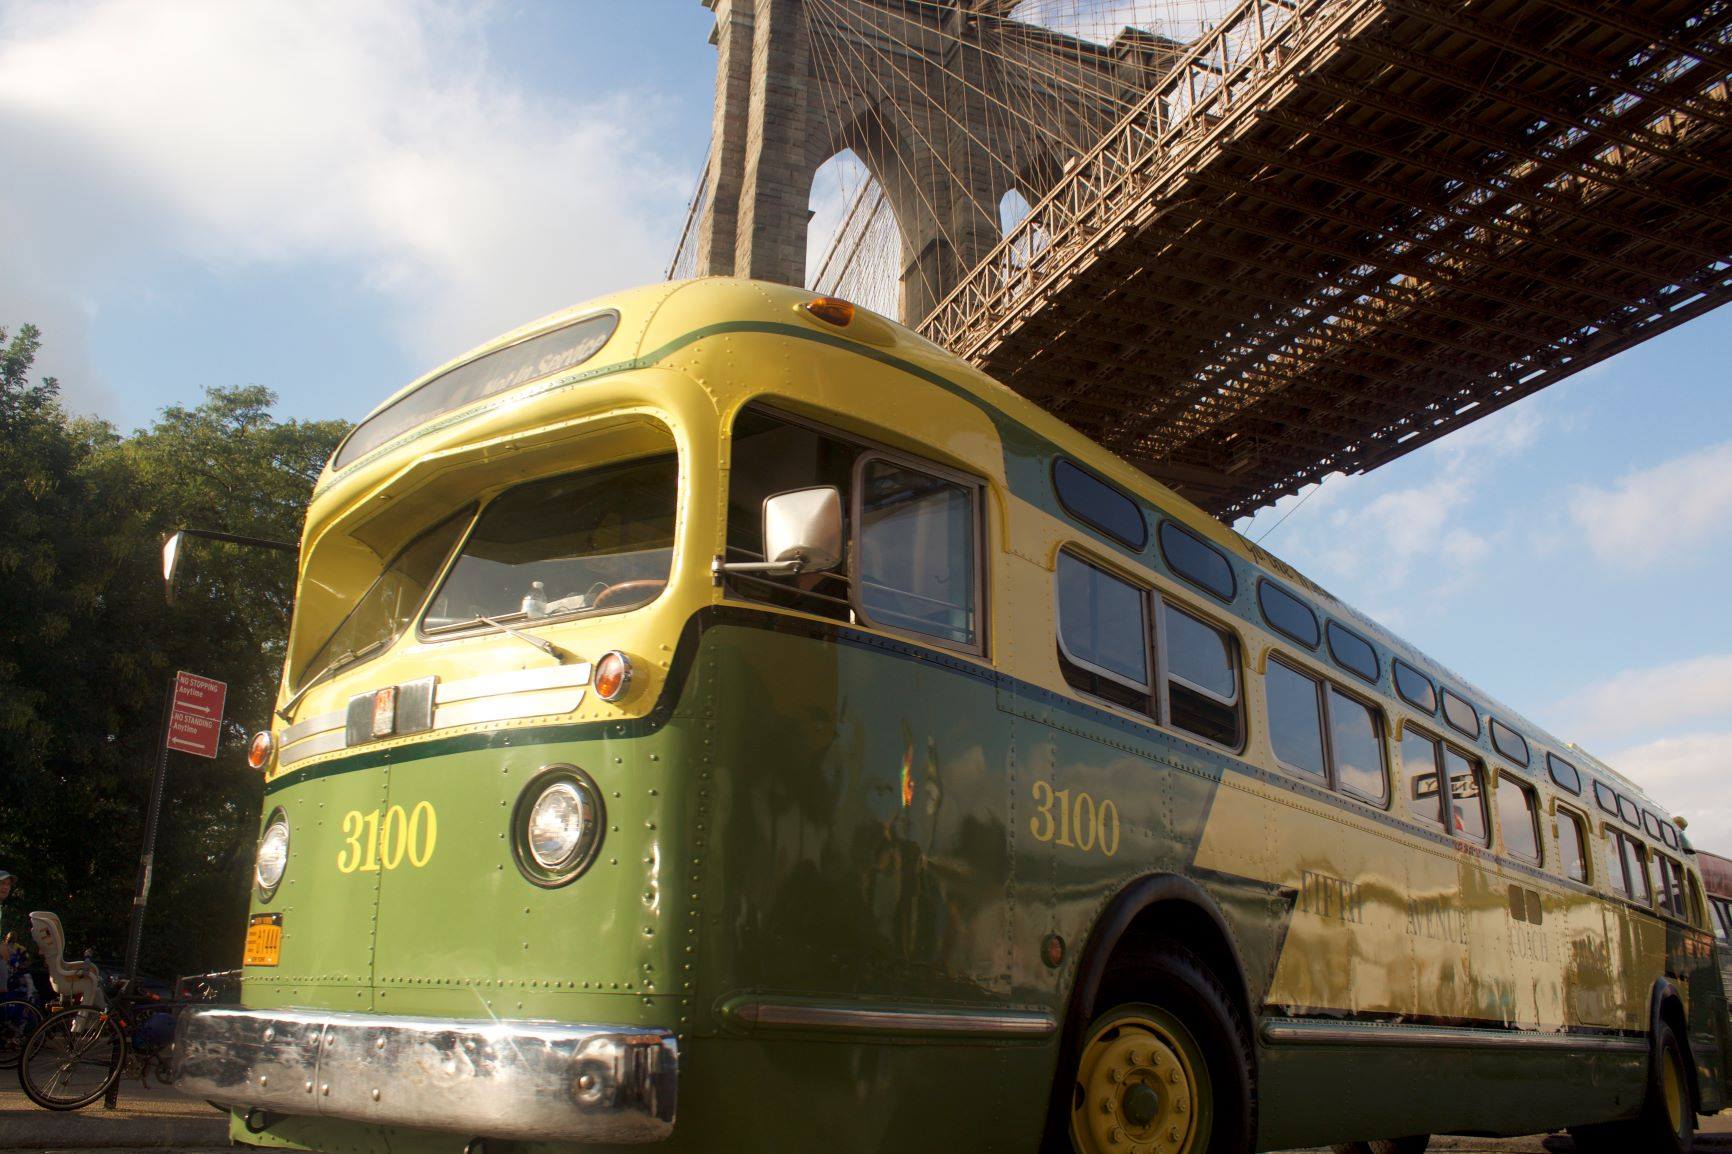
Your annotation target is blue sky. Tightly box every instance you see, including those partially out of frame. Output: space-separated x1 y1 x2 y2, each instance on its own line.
3 1 1730 847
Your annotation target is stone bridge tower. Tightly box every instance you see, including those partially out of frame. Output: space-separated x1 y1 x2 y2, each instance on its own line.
693 0 1179 324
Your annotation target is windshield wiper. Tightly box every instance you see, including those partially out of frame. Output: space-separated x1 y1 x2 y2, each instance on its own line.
457 614 573 665
276 639 387 723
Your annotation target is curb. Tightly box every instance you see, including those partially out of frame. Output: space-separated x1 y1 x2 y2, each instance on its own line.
0 1113 227 1149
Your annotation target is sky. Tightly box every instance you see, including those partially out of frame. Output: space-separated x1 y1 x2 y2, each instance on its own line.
3 2 1730 848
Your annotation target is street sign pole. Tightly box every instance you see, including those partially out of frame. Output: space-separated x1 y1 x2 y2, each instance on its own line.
122 677 177 983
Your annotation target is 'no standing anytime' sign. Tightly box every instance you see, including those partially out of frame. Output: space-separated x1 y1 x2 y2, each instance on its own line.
167 671 227 759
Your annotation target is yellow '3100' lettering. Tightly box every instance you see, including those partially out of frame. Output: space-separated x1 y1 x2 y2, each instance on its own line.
336 802 437 873
1029 781 1120 857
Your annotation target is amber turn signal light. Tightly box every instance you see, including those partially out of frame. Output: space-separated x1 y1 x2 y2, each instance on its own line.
593 651 633 702
803 296 855 326
248 730 276 770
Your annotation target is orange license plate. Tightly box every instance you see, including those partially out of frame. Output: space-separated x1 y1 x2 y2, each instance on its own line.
243 913 282 967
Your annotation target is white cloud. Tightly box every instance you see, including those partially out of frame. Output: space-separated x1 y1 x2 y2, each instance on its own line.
1612 732 1732 855
0 0 689 412
1568 440 1732 570
1554 653 1732 744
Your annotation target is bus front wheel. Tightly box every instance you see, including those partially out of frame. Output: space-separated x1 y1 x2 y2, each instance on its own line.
1569 1020 1694 1154
1060 945 1254 1154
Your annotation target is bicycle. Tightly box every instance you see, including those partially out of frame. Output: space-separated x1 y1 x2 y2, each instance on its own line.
17 978 177 1110
0 995 44 1071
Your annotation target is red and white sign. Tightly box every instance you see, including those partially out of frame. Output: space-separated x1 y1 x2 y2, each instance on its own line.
167 671 227 759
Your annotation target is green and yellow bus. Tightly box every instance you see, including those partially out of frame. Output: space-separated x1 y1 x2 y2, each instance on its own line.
174 279 1726 1154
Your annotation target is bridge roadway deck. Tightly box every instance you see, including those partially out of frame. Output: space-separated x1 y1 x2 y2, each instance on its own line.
922 0 1732 518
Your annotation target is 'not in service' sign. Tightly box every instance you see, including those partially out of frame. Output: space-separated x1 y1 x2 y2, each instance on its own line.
167 671 227 759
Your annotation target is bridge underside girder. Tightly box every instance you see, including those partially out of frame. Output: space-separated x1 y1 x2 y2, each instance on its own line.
932 0 1732 518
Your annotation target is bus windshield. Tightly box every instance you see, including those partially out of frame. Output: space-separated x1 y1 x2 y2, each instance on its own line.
423 453 677 633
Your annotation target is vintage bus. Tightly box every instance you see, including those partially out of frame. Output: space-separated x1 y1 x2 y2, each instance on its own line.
174 278 1726 1154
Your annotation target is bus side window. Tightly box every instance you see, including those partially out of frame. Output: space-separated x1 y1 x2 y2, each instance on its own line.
1660 856 1687 919
1055 550 1152 714
856 457 980 649
1713 896 1732 943
1443 747 1487 843
1158 600 1241 749
1496 776 1542 864
1604 829 1630 897
1326 687 1387 805
1403 730 1444 826
1266 657 1326 781
1555 808 1589 883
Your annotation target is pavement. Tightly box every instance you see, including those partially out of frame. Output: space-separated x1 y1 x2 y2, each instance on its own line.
2 1081 1732 1153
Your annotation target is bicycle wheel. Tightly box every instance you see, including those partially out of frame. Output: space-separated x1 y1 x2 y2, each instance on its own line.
18 1007 124 1110
0 1001 44 1070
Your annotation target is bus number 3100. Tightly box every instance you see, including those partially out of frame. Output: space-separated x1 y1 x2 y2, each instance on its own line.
1029 782 1120 856
336 802 438 873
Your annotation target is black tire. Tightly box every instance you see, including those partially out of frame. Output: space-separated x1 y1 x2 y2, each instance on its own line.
1568 1020 1694 1154
17 1007 124 1111
0 1001 44 1071
1049 943 1255 1154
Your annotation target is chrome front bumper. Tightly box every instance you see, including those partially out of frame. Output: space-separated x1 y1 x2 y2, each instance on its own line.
171 1006 677 1143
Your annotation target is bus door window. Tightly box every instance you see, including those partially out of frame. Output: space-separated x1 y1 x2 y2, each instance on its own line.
1266 658 1326 782
855 457 980 650
1326 686 1387 805
1402 730 1444 827
1656 855 1687 918
1442 747 1487 843
1713 897 1732 943
1055 551 1152 713
1496 776 1542 864
1555 807 1589 883
1157 600 1241 748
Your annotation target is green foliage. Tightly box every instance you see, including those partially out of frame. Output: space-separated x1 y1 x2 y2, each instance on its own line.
0 325 349 979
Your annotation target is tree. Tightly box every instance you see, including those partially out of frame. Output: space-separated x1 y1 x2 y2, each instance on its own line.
0 326 348 978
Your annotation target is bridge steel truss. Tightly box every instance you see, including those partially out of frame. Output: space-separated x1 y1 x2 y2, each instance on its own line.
918 0 1732 518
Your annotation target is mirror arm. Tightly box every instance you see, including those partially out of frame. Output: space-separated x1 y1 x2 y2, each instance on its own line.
711 553 809 583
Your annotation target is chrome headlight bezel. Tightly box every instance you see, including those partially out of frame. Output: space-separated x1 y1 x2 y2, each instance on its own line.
255 808 291 901
511 766 605 888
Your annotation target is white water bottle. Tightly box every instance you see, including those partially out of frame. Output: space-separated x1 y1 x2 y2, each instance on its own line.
521 580 548 618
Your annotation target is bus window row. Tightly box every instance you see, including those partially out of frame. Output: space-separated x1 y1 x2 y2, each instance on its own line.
1055 545 1700 924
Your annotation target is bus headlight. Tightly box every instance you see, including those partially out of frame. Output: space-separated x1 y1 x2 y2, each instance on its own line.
255 810 290 899
512 767 604 887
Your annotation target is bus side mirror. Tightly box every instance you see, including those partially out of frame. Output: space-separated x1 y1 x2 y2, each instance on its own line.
713 486 842 578
764 486 842 572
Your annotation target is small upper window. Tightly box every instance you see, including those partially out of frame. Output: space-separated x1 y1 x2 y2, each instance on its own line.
1257 580 1319 649
1617 796 1641 830
1052 459 1147 551
1643 812 1664 840
1325 621 1379 684
1056 551 1150 709
1157 522 1235 602
1497 777 1541 864
1661 822 1680 850
856 457 980 648
1392 659 1437 713
1593 781 1620 817
1490 719 1529 767
1441 689 1480 738
1556 809 1589 883
1161 601 1241 747
1547 753 1582 795
1444 747 1488 843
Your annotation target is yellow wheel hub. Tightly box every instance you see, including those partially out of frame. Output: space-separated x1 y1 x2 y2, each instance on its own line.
1662 1045 1687 1137
1072 1013 1202 1154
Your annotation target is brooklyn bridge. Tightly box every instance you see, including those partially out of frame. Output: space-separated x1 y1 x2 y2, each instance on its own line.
669 0 1732 518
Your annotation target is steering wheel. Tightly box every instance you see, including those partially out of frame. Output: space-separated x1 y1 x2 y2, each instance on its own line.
590 579 668 610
